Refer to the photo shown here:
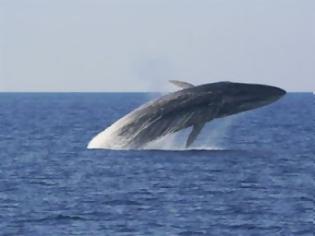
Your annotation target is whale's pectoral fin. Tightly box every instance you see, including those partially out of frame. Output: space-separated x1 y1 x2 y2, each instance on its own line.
169 80 194 89
186 123 205 148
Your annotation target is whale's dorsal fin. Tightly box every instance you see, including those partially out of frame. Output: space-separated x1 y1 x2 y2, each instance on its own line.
186 123 205 148
169 80 194 89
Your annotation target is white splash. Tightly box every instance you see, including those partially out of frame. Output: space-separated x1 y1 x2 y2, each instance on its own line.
144 116 236 151
88 115 236 151
87 115 133 150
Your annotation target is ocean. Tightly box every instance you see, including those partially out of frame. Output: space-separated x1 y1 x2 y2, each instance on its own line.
0 93 314 235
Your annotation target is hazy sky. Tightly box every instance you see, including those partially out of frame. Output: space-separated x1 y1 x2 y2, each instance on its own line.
1 0 314 92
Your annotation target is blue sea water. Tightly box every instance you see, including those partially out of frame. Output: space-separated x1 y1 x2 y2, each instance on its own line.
0 93 314 236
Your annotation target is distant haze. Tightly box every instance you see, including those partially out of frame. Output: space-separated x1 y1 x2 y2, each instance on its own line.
1 0 314 92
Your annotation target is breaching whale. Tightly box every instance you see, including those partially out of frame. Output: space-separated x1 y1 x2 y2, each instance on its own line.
88 81 286 149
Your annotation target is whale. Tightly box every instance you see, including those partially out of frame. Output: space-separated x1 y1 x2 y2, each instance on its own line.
88 81 286 149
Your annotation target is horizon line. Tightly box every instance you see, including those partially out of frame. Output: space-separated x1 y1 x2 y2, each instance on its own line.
0 90 312 94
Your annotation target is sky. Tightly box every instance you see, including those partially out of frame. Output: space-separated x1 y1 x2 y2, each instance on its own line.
0 0 314 92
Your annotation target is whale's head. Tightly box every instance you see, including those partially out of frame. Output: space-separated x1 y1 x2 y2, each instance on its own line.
214 82 286 117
